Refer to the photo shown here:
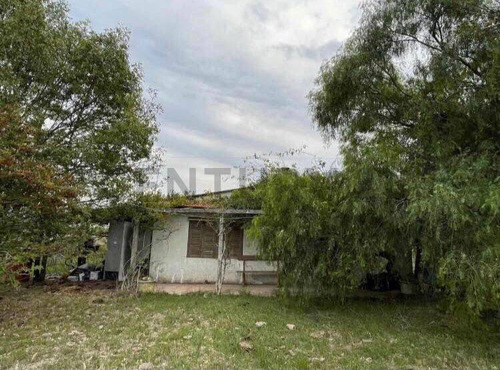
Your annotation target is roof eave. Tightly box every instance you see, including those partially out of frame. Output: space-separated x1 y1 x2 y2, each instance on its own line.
164 208 262 215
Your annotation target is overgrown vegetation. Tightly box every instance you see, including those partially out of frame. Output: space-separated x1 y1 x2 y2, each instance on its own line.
1 0 498 323
0 0 160 275
0 286 499 369
235 0 500 315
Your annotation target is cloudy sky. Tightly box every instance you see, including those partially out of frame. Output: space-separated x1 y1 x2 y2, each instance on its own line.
68 0 362 193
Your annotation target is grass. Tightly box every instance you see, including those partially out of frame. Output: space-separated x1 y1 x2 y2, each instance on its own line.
0 284 499 369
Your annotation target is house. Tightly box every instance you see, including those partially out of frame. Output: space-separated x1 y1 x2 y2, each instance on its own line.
149 206 277 285
105 189 277 286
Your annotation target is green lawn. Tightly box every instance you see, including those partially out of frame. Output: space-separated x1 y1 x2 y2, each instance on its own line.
0 284 499 369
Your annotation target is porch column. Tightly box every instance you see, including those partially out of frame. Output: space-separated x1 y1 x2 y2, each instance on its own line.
216 214 225 294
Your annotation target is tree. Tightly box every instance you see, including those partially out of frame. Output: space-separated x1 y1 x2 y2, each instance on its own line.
247 161 410 297
245 0 499 312
0 0 159 203
0 0 160 276
0 106 88 280
308 0 499 312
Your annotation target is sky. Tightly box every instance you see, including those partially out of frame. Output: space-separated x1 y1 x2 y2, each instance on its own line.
68 0 363 193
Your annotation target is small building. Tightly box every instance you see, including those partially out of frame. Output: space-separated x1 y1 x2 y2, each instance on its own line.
105 190 277 286
149 206 277 285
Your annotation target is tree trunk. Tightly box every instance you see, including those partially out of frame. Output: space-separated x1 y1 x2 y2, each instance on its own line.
414 241 422 279
32 256 48 283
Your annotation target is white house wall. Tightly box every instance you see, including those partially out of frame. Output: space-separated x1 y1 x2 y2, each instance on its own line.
149 215 276 284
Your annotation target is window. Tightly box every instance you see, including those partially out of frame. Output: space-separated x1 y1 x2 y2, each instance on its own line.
187 220 218 258
187 220 243 259
227 226 243 259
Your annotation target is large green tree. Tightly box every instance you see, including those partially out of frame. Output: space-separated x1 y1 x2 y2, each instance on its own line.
249 0 499 312
0 0 159 273
0 0 159 202
310 0 500 311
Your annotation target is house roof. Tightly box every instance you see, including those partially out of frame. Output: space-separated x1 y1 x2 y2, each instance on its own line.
189 187 249 198
165 207 262 215
156 187 260 217
175 202 216 209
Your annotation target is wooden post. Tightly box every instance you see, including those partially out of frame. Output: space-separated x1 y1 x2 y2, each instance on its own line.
216 214 225 295
242 260 246 286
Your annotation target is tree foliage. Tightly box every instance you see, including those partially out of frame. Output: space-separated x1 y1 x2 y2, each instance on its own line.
92 192 190 230
0 106 90 278
0 0 159 273
247 0 499 312
0 0 159 202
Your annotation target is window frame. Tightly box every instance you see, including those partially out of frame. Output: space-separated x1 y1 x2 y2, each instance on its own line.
186 219 244 259
186 220 218 259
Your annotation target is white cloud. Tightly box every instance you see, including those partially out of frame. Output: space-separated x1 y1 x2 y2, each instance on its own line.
68 0 361 193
